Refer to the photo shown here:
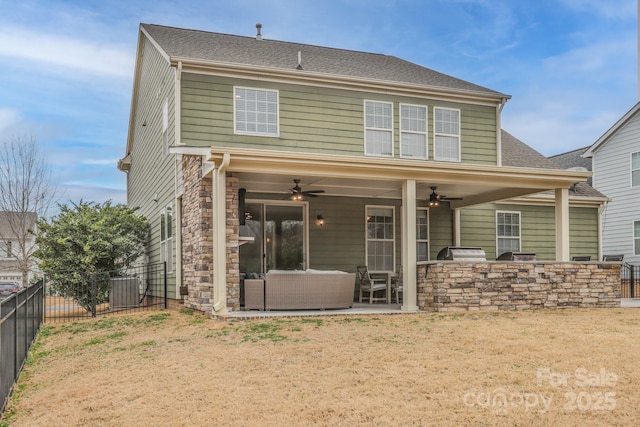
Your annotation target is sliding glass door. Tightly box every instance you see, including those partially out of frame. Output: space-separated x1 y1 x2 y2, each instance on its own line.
240 202 306 275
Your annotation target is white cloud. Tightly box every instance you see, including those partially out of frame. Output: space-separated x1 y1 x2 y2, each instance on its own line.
0 108 20 133
559 0 636 20
83 158 120 166
0 26 134 78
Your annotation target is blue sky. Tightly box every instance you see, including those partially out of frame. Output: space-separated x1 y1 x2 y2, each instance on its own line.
0 0 636 205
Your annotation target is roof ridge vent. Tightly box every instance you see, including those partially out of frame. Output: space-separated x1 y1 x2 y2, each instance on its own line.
256 23 262 40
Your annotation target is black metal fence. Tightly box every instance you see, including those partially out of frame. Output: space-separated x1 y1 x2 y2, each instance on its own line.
621 263 639 298
44 262 167 323
0 280 44 414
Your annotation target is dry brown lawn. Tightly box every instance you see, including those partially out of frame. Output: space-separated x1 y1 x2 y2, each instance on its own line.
2 307 640 426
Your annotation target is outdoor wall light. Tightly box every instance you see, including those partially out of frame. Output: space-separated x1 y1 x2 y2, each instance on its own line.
316 214 325 227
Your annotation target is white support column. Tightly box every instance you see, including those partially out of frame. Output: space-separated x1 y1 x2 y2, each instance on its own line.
555 187 570 261
402 179 418 311
212 155 230 315
454 208 461 246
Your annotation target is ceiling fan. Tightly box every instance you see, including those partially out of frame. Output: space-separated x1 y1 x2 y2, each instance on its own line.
286 179 325 200
428 186 462 207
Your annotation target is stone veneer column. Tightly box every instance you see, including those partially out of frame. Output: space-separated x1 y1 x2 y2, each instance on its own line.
226 175 240 311
180 155 213 312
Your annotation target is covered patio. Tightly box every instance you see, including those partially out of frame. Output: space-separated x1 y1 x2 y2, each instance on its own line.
180 147 593 316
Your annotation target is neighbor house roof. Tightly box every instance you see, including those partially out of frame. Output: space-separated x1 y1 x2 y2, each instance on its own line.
549 147 592 172
141 23 509 100
501 130 604 199
583 101 640 158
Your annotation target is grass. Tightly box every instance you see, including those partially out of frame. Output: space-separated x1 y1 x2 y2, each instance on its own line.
2 308 640 426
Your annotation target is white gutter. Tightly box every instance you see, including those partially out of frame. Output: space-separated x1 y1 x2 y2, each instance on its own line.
212 153 231 313
496 97 508 167
175 61 183 145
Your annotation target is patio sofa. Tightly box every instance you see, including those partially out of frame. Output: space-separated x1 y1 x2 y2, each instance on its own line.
246 269 355 310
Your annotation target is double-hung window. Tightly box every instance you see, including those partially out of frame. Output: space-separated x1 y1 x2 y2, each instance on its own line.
632 152 640 187
0 240 12 259
400 104 427 159
416 208 429 262
364 100 393 156
160 205 174 274
634 220 640 256
434 107 460 162
366 206 394 271
496 211 521 256
234 87 279 136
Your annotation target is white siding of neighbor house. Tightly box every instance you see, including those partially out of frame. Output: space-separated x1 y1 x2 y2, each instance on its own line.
592 110 640 264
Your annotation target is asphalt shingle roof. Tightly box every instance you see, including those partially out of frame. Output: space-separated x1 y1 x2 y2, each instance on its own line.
501 130 603 198
141 23 507 97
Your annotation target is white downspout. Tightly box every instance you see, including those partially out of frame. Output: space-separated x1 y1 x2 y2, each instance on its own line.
598 200 608 262
212 153 231 313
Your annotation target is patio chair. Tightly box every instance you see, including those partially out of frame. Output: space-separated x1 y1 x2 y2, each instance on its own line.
572 256 591 261
602 254 624 262
356 265 388 304
391 269 403 304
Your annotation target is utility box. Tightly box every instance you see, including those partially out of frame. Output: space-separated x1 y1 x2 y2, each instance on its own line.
109 277 140 309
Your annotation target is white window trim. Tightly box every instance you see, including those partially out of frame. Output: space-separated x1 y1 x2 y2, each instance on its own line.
0 240 13 259
364 100 394 157
365 205 395 272
233 86 280 137
433 106 461 162
400 103 428 160
496 210 521 255
416 207 430 262
631 151 640 188
160 204 174 274
634 220 640 256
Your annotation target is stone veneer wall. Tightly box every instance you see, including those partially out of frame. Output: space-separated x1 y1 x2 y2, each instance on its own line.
417 262 621 312
181 155 213 312
225 175 240 311
180 156 240 313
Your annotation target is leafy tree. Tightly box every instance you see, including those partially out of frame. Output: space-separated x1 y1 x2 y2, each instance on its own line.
34 201 149 311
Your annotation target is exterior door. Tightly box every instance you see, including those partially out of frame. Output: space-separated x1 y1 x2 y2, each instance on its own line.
239 202 306 275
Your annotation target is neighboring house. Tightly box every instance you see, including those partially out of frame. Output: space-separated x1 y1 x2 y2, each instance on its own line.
0 211 37 286
580 101 640 265
119 23 601 315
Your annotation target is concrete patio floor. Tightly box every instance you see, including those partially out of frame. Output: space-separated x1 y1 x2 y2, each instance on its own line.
216 299 640 320
217 303 409 320
621 298 640 308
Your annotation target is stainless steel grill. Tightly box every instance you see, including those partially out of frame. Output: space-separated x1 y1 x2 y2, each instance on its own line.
437 246 486 261
496 252 537 261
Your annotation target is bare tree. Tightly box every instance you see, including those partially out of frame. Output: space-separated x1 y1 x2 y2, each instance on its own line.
0 134 60 287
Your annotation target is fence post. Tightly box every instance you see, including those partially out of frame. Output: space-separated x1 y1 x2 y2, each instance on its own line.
13 292 18 379
631 265 635 299
42 276 47 324
91 274 97 318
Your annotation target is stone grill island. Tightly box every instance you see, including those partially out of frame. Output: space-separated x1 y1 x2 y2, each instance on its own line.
417 248 621 312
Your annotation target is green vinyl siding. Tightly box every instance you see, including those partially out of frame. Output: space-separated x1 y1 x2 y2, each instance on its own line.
180 73 498 165
460 203 599 261
126 39 178 298
428 205 454 260
568 207 599 260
